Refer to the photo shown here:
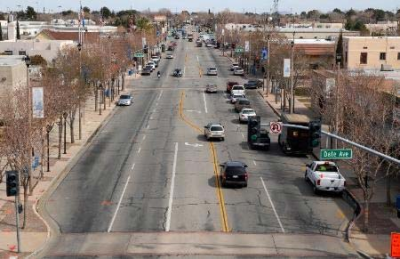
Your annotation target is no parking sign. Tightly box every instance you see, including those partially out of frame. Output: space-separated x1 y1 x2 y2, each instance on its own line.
269 122 282 134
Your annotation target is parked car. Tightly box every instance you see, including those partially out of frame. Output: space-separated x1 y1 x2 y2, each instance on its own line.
230 63 239 71
206 83 218 93
230 93 246 104
233 67 245 75
239 108 256 123
141 67 152 75
234 98 251 112
167 46 175 51
151 55 161 63
244 79 263 89
173 68 183 77
175 35 180 39
219 161 248 188
204 123 225 141
117 94 133 106
146 62 156 70
226 81 239 93
305 161 346 194
166 53 174 59
207 67 218 76
231 85 245 96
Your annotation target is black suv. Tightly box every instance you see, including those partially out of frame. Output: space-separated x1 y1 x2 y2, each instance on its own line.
219 161 248 188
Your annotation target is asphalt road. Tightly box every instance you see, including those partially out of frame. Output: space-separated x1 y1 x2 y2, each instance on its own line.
41 28 358 257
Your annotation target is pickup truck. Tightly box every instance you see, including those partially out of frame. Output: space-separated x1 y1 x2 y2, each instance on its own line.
305 161 346 194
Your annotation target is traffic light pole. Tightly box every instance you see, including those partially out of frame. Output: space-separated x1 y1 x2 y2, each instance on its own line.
265 123 400 166
15 194 21 253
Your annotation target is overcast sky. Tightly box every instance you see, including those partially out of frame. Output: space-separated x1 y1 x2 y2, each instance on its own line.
4 0 399 14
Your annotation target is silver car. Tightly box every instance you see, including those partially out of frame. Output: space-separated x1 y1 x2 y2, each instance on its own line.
204 123 225 141
207 67 218 76
231 93 245 104
233 67 244 75
239 108 256 123
117 94 133 106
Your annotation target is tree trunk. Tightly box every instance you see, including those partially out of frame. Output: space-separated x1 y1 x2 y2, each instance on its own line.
22 181 28 229
58 116 63 159
94 82 98 112
122 73 125 91
364 197 370 233
70 109 76 144
40 129 44 179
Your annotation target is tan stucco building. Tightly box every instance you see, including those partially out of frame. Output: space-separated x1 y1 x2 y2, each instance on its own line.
343 36 400 70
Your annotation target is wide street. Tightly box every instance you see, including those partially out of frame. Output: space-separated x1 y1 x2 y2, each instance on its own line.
39 30 358 257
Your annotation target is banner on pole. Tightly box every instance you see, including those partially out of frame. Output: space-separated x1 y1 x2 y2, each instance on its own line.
283 59 291 78
32 87 44 118
245 41 250 52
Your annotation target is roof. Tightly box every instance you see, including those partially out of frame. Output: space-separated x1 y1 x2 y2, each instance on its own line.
37 29 101 43
225 161 246 167
294 43 335 56
281 114 311 123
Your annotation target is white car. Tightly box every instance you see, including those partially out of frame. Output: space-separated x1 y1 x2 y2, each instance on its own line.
230 93 245 104
207 67 218 76
231 85 245 96
146 62 156 71
239 108 256 123
166 54 174 59
305 161 346 194
117 94 133 106
233 67 245 75
230 63 239 71
204 123 225 141
151 55 161 63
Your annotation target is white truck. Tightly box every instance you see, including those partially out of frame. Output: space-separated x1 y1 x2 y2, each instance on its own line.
304 161 346 194
231 85 245 96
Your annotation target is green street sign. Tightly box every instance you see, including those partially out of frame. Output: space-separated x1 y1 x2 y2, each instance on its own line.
134 52 144 58
320 149 353 160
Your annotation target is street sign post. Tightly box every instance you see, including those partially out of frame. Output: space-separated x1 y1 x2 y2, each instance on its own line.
320 149 353 160
269 122 282 134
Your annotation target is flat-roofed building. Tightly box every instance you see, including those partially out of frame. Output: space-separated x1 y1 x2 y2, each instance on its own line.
343 36 400 70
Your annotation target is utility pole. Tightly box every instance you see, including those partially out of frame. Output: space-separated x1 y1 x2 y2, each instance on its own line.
289 31 295 114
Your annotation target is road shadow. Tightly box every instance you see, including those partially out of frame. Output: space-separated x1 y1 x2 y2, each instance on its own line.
231 118 241 124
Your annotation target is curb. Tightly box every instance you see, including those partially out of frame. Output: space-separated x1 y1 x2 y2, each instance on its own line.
257 90 281 117
30 104 118 257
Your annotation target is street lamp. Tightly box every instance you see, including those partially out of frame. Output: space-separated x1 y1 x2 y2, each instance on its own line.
289 31 295 114
77 42 82 140
24 55 32 195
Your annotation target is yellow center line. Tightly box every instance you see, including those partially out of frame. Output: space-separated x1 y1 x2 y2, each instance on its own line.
178 91 230 232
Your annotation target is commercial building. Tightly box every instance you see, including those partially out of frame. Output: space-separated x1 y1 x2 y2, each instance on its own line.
343 36 400 70
0 55 27 100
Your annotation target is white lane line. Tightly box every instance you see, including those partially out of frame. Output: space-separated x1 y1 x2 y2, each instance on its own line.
166 142 178 232
241 132 245 139
146 125 149 129
150 116 153 120
203 92 208 114
158 91 163 101
196 55 199 62
183 66 186 76
107 175 131 232
143 135 146 141
253 160 257 166
131 163 135 170
260 177 285 233
137 147 141 153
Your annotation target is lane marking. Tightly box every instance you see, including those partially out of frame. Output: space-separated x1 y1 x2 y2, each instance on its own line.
107 176 131 232
142 135 146 141
158 91 163 101
137 147 141 153
260 177 285 233
152 109 156 113
253 160 257 166
146 125 149 129
131 163 135 170
150 116 153 120
203 92 208 114
179 91 229 232
166 142 178 232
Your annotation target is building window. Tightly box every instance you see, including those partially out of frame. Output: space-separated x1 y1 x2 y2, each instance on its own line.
18 51 26 55
379 52 386 60
398 53 400 60
363 46 368 49
360 52 368 64
4 50 13 55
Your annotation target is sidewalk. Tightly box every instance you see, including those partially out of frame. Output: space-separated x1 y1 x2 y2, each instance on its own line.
0 74 139 258
257 88 400 258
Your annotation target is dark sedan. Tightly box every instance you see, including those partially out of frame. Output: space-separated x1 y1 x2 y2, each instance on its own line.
244 79 263 89
220 161 248 188
173 68 183 77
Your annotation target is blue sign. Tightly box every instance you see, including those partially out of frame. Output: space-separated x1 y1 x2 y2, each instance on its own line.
32 156 40 170
261 48 268 60
157 31 160 36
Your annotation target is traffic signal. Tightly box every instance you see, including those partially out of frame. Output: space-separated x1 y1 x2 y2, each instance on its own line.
248 116 260 142
6 170 19 197
309 120 321 149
